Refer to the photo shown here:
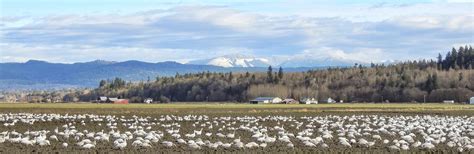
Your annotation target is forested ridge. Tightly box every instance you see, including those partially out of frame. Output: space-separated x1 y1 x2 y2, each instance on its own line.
71 45 474 103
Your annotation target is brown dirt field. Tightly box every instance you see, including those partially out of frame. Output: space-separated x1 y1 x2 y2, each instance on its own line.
0 103 472 153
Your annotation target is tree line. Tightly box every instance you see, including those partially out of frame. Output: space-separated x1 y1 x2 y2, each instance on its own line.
71 45 473 103
437 45 473 70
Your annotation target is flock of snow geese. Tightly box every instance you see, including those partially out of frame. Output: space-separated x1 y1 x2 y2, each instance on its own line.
0 113 473 152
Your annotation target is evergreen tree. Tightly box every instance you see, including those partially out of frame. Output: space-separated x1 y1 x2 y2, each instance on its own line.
278 67 284 79
451 48 458 69
437 53 443 70
99 80 107 88
458 46 464 69
267 66 273 83
228 72 233 81
444 52 451 70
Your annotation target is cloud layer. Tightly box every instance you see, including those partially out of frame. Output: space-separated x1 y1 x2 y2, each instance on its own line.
1 2 473 65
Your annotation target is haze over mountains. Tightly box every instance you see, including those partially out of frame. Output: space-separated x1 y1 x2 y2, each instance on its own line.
0 58 332 90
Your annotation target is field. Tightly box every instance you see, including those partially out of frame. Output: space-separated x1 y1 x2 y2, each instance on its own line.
0 103 473 115
0 103 472 153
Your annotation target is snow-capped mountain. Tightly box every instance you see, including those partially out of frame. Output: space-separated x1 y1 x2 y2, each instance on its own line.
188 54 271 67
187 52 383 68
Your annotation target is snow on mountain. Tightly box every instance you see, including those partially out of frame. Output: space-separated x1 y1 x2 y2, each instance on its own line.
188 52 385 68
188 54 271 67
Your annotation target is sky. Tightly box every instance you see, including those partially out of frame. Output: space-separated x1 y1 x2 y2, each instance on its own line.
0 0 473 64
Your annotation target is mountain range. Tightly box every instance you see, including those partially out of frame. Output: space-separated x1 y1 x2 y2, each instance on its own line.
0 59 330 90
187 54 365 68
188 54 271 67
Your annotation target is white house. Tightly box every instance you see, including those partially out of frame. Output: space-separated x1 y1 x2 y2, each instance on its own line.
250 97 283 104
300 98 318 104
282 98 299 104
327 97 336 103
470 97 474 104
144 98 153 104
108 97 119 102
98 96 108 103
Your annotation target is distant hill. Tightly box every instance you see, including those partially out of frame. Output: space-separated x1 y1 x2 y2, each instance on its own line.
73 46 474 103
0 60 324 90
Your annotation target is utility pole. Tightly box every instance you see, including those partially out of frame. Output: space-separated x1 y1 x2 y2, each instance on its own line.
423 95 426 103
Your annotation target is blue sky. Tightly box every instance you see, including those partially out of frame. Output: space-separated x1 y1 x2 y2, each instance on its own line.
0 0 472 64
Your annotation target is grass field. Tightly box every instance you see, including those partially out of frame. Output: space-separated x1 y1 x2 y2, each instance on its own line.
0 103 472 115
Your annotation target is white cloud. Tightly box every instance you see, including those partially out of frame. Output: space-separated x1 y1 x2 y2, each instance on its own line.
447 15 474 31
289 47 385 63
170 6 258 31
395 16 442 29
389 15 474 32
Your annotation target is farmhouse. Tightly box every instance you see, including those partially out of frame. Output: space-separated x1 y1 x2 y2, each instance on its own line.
282 98 299 104
327 97 336 103
98 96 108 103
144 98 153 104
96 96 128 104
470 97 474 104
250 97 282 104
300 98 318 104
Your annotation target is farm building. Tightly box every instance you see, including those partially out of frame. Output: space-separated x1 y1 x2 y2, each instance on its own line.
98 96 108 103
113 99 129 104
282 98 299 104
144 98 153 104
443 100 455 104
108 97 119 102
96 97 128 104
250 97 282 104
327 98 336 103
300 98 318 104
470 97 474 104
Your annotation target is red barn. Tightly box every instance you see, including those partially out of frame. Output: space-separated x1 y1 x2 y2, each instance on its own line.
113 99 129 104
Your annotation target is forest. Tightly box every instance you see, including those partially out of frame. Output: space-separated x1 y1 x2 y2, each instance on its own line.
68 45 474 103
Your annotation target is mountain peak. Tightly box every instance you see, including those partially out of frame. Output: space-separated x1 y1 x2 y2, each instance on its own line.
78 60 117 65
188 54 270 67
25 60 48 64
221 53 255 59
